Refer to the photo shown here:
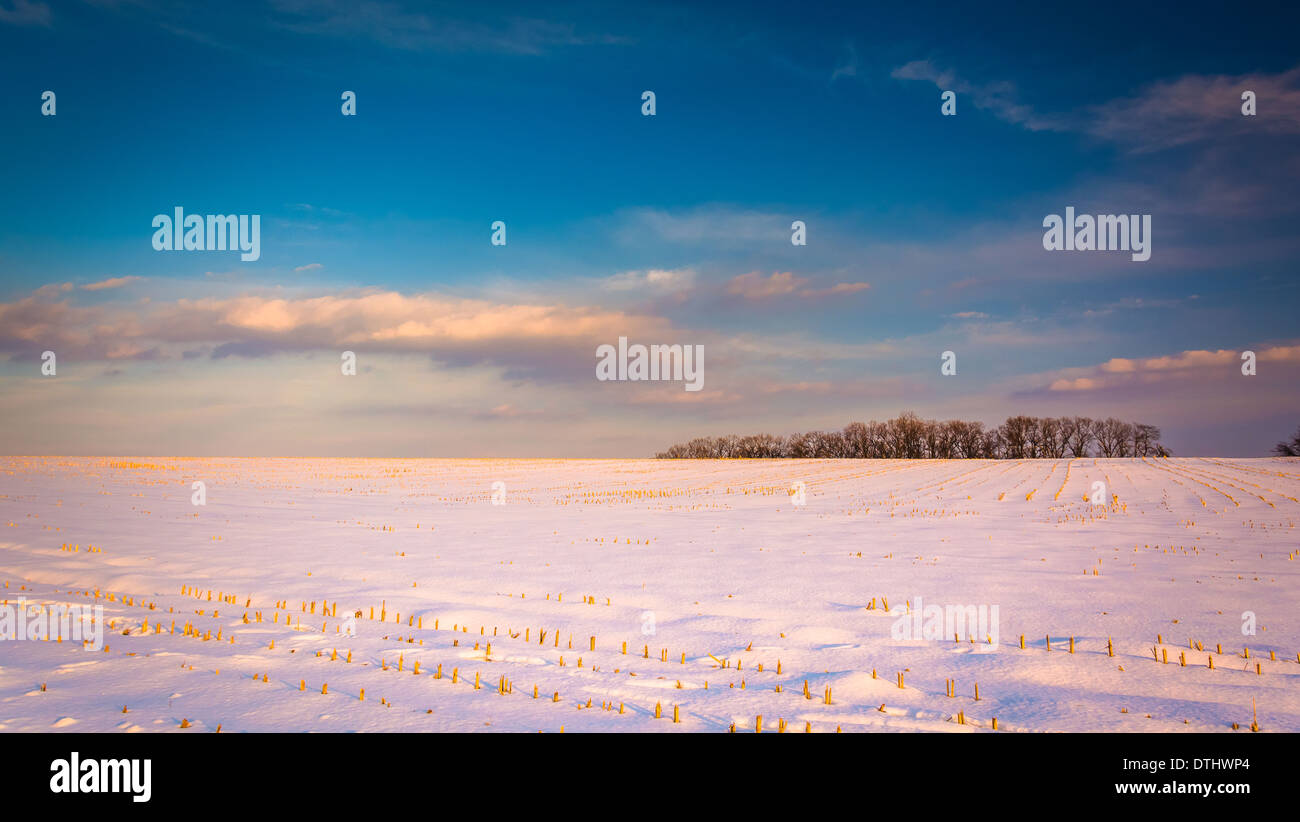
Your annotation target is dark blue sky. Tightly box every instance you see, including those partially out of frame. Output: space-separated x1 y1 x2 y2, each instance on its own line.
1 1 1297 456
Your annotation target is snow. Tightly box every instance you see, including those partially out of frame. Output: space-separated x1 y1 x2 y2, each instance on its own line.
1 456 1296 732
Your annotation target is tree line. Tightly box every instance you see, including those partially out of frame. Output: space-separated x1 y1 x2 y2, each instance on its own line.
656 413 1170 459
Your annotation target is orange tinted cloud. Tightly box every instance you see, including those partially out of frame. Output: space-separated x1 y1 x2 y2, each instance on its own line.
81 276 144 291
0 286 679 376
1047 346 1300 392
726 272 869 300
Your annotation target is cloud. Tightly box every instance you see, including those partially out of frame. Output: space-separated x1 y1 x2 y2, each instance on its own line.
620 386 743 406
268 0 624 54
478 403 546 419
1047 377 1099 392
293 263 323 272
33 282 74 297
726 272 869 300
831 42 858 82
892 60 1300 154
891 60 1066 132
289 203 346 217
0 0 51 26
798 281 870 298
4 278 1294 456
82 275 143 291
1043 345 1300 392
602 268 695 293
951 311 988 319
1084 67 1300 152
0 285 682 383
615 206 789 248
727 271 808 299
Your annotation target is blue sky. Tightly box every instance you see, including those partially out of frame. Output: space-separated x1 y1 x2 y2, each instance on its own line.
1 0 1298 456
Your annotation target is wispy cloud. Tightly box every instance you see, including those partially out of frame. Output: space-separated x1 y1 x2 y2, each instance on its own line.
798 281 870 299
726 271 807 299
601 268 695 294
891 60 1066 131
830 42 858 82
614 206 790 249
892 59 1300 154
1084 67 1300 152
726 271 868 300
81 275 143 291
268 0 625 54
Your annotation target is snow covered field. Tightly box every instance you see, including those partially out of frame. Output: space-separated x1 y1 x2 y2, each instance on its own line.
1 456 1297 733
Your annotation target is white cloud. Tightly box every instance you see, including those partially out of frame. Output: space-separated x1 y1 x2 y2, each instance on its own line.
82 276 143 291
602 268 695 293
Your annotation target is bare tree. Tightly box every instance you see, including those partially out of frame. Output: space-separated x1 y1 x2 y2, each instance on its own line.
1091 418 1135 457
923 419 941 459
1024 417 1045 458
842 422 870 458
1132 423 1160 457
888 412 927 459
1092 418 1121 457
812 430 848 458
1039 417 1067 458
946 420 980 458
982 428 1004 458
934 420 963 459
1275 427 1300 457
744 433 786 458
1063 417 1094 457
784 432 814 458
999 416 1035 458
1113 421 1135 457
